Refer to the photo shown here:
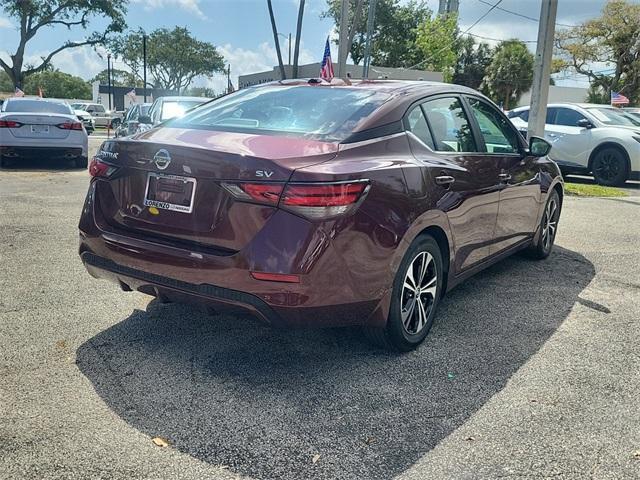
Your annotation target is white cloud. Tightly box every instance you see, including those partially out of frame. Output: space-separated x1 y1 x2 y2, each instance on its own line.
132 0 206 19
0 17 13 29
195 41 317 94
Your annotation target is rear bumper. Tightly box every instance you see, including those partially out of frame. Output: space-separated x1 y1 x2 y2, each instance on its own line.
1 145 85 159
78 182 389 328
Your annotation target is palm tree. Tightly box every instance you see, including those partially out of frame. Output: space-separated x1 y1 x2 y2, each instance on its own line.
267 0 286 80
292 0 306 78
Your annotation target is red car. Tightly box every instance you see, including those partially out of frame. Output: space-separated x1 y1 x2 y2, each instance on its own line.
79 80 562 351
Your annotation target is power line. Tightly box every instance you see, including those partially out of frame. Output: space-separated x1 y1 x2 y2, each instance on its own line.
464 0 505 33
405 0 505 70
465 32 537 44
475 0 575 28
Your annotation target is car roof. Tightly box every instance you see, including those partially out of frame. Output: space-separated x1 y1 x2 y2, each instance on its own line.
158 96 211 102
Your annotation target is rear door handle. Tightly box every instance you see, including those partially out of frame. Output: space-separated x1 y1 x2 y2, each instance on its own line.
435 175 455 186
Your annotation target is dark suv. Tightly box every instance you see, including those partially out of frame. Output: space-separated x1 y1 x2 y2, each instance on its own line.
79 80 562 351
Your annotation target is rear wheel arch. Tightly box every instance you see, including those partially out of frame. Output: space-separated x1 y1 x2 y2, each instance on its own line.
414 225 451 296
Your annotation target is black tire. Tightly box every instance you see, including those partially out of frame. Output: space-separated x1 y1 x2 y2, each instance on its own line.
75 156 88 169
364 234 444 352
0 156 8 168
592 146 628 186
526 189 561 260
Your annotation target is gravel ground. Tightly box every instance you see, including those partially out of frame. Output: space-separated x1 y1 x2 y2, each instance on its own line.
1 154 639 480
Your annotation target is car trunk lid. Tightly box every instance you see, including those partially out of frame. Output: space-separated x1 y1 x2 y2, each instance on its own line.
94 127 338 252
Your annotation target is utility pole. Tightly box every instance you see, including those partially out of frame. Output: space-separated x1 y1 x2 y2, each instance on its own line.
527 0 558 140
143 34 147 102
362 0 377 79
107 53 112 111
337 0 349 77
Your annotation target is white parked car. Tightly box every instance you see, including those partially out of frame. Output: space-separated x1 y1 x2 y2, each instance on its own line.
74 109 95 134
0 98 88 168
509 103 640 185
136 96 211 133
70 102 123 128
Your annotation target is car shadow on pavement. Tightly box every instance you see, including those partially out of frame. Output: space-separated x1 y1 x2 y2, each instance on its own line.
76 246 595 480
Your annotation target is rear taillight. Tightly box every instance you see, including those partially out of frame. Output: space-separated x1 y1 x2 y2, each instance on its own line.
281 181 369 218
57 121 83 130
222 180 369 219
89 157 110 177
0 120 23 128
221 183 284 206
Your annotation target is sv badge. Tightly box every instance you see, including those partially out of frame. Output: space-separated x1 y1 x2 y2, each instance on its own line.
256 170 274 178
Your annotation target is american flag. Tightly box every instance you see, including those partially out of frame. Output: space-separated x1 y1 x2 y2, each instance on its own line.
611 91 629 105
320 37 334 81
14 87 24 97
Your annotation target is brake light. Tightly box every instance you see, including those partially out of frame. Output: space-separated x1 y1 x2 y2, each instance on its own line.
250 271 300 283
221 182 284 206
0 120 23 128
57 121 83 130
89 157 110 177
280 181 369 218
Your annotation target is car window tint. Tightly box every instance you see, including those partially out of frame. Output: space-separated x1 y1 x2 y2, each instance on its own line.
94 105 105 113
4 99 71 114
467 98 519 154
406 105 434 149
422 97 477 152
546 107 557 124
170 86 391 141
555 108 587 127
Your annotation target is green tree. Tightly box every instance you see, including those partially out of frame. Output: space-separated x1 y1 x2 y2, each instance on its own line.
555 0 640 105
415 13 459 81
110 27 225 93
90 68 141 87
322 0 431 68
0 70 13 92
453 36 492 90
0 0 127 89
23 70 91 99
483 40 534 109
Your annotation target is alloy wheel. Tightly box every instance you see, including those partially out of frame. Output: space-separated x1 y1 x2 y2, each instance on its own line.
400 251 438 335
542 197 558 251
594 151 621 182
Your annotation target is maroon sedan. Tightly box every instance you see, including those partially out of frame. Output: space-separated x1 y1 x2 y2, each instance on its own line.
79 80 562 351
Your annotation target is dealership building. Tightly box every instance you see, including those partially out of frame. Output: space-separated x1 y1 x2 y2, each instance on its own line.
238 63 444 89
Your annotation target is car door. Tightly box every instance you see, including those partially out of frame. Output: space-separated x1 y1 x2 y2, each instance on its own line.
414 96 502 272
465 96 541 254
544 107 593 168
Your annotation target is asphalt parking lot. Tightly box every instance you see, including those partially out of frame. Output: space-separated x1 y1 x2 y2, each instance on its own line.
1 149 639 479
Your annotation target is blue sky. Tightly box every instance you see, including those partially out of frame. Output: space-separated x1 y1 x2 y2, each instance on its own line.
0 0 608 92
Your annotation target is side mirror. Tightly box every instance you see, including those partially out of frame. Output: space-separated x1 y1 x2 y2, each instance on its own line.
529 136 552 157
576 118 594 129
138 115 152 124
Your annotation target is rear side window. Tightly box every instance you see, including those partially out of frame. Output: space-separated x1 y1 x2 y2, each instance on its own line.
467 98 519 154
93 105 105 113
169 85 391 141
406 105 435 149
508 109 529 121
554 107 587 127
421 97 477 152
4 99 71 114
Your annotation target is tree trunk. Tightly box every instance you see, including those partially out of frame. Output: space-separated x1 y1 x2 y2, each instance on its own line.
267 0 286 80
292 0 305 78
504 86 511 110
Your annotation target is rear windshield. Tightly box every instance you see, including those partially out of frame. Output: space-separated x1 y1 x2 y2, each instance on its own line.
4 99 72 114
587 107 640 127
167 85 391 141
161 101 205 121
